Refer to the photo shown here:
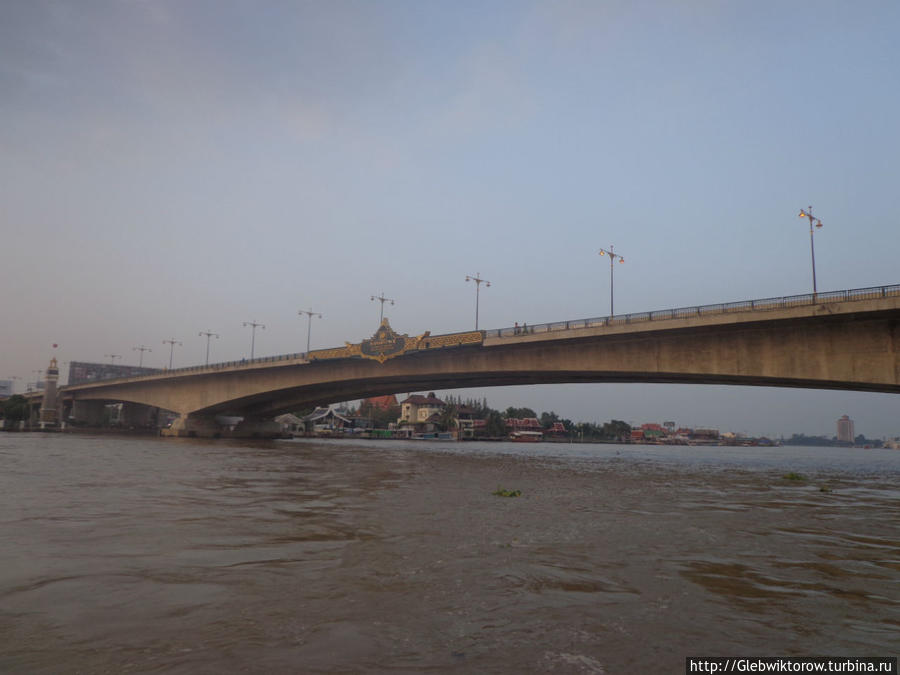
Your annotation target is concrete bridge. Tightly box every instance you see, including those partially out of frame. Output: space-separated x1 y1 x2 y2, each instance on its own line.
41 284 900 437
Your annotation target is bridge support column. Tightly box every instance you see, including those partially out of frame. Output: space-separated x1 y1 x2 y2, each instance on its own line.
231 417 283 439
72 400 106 426
119 402 158 428
59 399 73 428
160 414 282 439
161 414 222 438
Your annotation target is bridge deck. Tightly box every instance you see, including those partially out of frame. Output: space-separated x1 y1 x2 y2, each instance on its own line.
56 283 900 393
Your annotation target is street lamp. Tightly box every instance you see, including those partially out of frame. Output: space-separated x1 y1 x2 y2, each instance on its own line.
370 293 395 323
798 206 824 295
465 273 491 330
298 309 322 354
243 321 265 359
598 245 625 316
162 338 182 369
198 330 219 366
132 345 152 367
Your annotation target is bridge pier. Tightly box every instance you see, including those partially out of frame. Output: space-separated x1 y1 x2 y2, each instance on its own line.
72 400 106 426
161 414 222 438
160 414 282 439
231 417 283 439
119 402 158 428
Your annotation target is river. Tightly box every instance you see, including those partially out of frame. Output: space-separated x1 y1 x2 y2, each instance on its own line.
1 433 898 673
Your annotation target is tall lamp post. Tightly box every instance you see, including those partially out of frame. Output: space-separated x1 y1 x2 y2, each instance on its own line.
162 338 182 369
243 321 265 359
465 273 491 330
198 330 219 366
798 206 823 295
298 309 322 354
132 345 152 367
598 245 625 316
370 293 395 323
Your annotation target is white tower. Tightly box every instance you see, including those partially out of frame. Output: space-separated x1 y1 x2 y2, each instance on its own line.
39 357 59 428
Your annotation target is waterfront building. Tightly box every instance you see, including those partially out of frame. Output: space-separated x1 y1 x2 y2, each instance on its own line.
302 407 353 434
546 422 567 436
837 415 855 443
692 428 720 441
505 417 543 432
398 393 445 424
274 413 304 435
640 422 666 442
456 405 478 439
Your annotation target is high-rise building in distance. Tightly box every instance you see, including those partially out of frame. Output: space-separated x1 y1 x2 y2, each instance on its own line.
837 415 855 443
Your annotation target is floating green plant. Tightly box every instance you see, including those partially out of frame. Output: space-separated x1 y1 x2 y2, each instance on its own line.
493 487 522 498
782 472 807 481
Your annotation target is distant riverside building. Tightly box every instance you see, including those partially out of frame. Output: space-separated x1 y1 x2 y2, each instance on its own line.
399 393 445 424
362 394 398 410
0 379 12 397
837 415 855 443
456 405 478 439
302 407 353 434
506 417 543 432
640 423 666 441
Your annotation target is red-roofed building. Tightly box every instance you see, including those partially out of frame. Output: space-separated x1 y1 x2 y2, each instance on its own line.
547 421 567 435
641 423 665 432
505 417 543 431
363 394 398 410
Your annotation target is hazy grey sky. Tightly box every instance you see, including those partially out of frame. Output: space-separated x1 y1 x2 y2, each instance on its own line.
2 1 898 437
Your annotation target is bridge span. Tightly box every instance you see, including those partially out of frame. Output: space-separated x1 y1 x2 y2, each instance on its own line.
49 284 900 437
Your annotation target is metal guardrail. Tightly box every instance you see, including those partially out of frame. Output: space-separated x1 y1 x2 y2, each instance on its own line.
65 284 900 385
486 284 900 338
158 351 309 377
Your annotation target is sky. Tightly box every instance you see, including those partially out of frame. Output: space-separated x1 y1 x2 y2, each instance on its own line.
2 0 899 438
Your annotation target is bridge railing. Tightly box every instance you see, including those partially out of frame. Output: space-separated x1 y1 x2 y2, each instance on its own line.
129 350 312 380
487 283 900 338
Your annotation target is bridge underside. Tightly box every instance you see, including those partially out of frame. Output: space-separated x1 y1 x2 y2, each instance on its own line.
189 370 900 421
59 305 900 437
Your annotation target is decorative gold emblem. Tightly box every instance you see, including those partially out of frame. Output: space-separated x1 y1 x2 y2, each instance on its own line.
354 319 427 363
307 321 482 364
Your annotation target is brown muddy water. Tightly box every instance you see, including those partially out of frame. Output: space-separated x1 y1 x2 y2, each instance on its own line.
1 434 898 673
